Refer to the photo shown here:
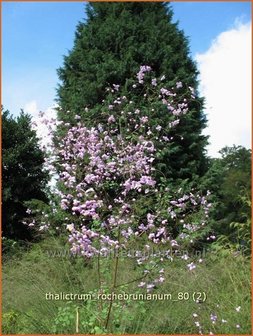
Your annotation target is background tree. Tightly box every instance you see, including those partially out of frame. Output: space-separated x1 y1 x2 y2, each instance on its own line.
201 145 251 240
56 2 208 183
2 109 49 241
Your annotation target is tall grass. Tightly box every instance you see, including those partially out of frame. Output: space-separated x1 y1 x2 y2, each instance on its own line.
2 236 251 334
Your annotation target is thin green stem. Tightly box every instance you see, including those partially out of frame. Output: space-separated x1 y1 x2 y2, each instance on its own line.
115 273 148 289
105 230 120 330
97 254 103 314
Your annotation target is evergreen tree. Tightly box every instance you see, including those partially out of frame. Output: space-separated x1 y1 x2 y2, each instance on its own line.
201 145 251 239
57 2 208 182
2 109 49 240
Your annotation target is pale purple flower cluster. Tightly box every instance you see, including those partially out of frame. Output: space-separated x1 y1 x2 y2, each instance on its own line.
28 66 214 294
210 313 217 324
52 115 211 275
159 83 191 119
176 81 183 89
151 78 157 86
137 65 152 84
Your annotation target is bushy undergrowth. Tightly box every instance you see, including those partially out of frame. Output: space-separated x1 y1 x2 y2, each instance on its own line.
2 236 251 334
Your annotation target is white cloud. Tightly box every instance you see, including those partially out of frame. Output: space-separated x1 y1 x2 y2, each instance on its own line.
195 20 251 157
24 100 39 115
24 100 57 148
24 100 58 189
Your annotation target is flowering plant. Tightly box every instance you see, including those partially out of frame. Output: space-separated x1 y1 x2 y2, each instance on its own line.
27 66 212 330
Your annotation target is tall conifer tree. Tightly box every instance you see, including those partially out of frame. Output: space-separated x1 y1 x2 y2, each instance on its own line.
57 2 208 182
2 110 48 240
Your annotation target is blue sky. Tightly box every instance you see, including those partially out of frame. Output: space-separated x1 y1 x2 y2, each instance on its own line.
172 1 251 54
2 2 86 114
2 1 251 156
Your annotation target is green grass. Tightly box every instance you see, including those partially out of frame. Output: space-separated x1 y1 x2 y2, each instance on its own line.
2 236 251 334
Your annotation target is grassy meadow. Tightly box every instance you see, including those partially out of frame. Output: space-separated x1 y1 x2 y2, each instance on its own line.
2 236 251 334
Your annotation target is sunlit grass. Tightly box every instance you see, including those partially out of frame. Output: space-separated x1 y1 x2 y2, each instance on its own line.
2 237 251 334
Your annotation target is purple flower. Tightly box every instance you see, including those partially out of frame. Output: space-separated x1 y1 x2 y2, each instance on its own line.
151 78 157 86
187 262 196 271
176 81 183 89
108 115 115 123
210 314 217 324
146 283 155 292
138 282 146 288
140 116 149 123
137 65 152 84
113 84 120 91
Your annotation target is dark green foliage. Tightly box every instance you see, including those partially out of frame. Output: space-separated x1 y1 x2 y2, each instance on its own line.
201 145 251 242
2 109 49 241
57 2 208 182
